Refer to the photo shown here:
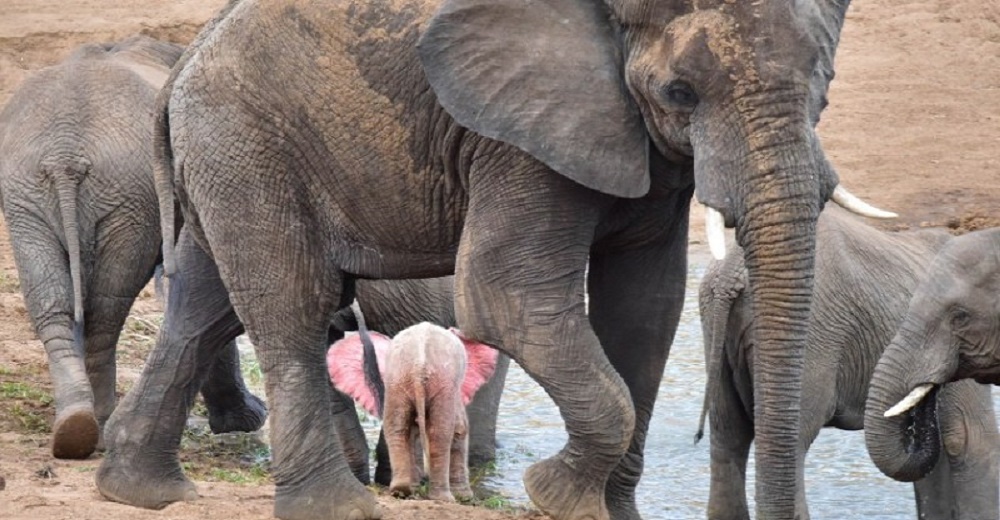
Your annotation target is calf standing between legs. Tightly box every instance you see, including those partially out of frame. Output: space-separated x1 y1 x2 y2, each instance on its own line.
328 306 497 501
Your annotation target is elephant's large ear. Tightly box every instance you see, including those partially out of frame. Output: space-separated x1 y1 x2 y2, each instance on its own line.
418 0 649 198
327 332 392 417
449 328 499 405
800 0 852 126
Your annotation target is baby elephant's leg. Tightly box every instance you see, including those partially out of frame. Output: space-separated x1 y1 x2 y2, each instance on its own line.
448 410 473 501
384 396 417 497
425 395 462 501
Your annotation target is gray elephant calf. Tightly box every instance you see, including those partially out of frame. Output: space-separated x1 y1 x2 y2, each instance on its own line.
0 36 182 459
698 206 999 520
866 227 1000 489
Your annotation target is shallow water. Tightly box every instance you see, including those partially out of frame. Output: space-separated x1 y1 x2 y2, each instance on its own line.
475 262 1000 519
314 261 1000 519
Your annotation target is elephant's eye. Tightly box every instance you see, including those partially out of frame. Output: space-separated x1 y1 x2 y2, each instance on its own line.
951 308 972 330
661 81 699 108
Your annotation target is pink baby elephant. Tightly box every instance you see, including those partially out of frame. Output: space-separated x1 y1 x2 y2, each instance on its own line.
327 321 498 501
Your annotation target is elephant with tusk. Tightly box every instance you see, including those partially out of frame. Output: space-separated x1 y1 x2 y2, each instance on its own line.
698 205 998 520
866 227 1000 487
98 0 894 518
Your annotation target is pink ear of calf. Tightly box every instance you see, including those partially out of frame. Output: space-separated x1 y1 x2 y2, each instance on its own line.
326 332 392 418
450 328 500 406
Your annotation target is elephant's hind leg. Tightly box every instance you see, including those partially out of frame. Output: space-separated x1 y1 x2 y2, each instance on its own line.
6 214 97 459
200 339 268 434
85 213 162 449
96 227 243 509
216 253 378 519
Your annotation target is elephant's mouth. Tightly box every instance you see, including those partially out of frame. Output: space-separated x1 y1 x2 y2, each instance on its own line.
888 384 941 456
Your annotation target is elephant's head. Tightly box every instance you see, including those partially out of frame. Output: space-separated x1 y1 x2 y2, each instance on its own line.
865 228 1000 482
419 0 890 515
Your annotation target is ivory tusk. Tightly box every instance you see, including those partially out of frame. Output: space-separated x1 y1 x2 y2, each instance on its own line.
884 383 934 418
706 207 727 260
832 185 899 219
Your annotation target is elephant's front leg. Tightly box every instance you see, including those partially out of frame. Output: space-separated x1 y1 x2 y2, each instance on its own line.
456 160 623 520
587 187 692 520
96 228 244 509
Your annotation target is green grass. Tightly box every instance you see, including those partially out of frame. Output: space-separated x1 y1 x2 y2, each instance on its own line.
0 270 20 293
0 381 53 405
179 425 272 485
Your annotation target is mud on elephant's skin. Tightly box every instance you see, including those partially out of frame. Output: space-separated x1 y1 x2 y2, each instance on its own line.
866 227 1000 485
98 0 894 519
0 35 182 460
328 319 498 502
698 206 999 520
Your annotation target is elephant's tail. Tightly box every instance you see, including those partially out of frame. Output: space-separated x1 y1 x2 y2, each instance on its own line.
45 156 90 353
352 302 386 417
695 259 746 445
416 383 430 475
152 80 178 278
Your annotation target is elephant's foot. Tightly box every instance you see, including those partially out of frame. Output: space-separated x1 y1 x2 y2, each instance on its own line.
273 478 381 520
96 446 197 509
427 484 457 503
606 497 641 520
206 392 268 434
388 477 414 498
52 404 99 459
525 455 609 520
450 482 474 502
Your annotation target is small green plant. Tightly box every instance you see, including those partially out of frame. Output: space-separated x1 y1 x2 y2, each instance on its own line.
9 402 50 433
179 425 272 486
0 382 53 405
0 271 20 293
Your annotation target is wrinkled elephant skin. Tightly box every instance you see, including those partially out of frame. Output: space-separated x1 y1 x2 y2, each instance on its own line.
96 0 874 519
866 227 1000 490
700 206 999 520
0 35 182 459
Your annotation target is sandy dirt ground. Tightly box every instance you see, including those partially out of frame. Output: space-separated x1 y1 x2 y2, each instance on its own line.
0 0 997 519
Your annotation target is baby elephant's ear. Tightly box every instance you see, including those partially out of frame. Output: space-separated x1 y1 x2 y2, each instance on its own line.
450 328 499 406
327 332 392 417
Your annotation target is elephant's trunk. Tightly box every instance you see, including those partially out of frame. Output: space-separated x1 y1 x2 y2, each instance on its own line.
864 336 944 482
734 125 824 518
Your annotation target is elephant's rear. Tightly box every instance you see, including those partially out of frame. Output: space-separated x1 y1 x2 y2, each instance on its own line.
0 38 179 460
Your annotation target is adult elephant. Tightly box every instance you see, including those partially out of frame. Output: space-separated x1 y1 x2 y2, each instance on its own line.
866 227 1000 486
97 0 891 519
698 206 999 519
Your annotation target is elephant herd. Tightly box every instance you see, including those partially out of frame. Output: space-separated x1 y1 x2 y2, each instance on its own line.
0 1 997 520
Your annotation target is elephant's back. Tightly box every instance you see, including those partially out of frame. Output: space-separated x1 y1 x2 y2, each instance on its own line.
168 0 471 277
0 51 163 200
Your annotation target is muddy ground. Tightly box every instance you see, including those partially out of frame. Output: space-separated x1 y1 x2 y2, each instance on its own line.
0 0 997 519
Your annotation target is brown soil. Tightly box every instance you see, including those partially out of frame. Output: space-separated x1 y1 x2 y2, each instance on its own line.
0 0 997 519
